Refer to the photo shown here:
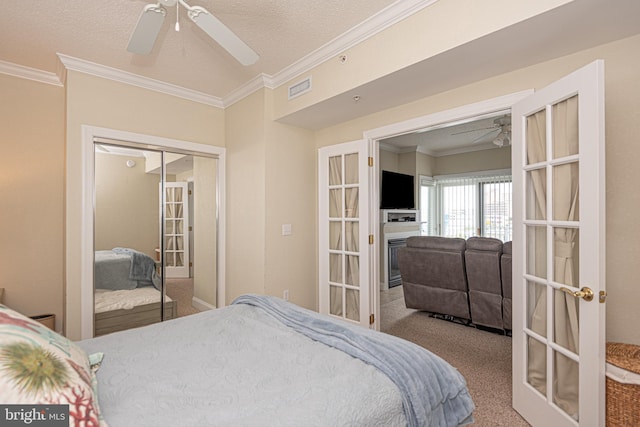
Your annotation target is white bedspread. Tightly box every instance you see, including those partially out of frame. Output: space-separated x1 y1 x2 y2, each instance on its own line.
94 287 172 313
78 303 407 426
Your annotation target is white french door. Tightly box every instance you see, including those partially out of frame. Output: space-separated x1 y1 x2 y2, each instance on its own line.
318 140 371 327
512 60 606 426
164 182 190 278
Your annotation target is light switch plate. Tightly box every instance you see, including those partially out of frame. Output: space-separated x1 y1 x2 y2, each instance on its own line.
282 224 292 236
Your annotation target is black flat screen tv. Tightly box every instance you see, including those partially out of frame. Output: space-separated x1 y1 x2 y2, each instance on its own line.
380 170 415 209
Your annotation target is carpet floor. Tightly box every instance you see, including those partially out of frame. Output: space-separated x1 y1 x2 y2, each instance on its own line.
381 286 530 426
165 278 201 317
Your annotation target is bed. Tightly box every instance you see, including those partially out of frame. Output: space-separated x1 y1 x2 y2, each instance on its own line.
94 248 176 336
0 295 475 427
94 287 177 336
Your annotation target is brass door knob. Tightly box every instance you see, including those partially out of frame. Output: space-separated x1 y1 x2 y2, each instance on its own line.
560 286 594 302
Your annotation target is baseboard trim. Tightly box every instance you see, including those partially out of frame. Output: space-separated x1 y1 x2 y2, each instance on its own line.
192 297 215 312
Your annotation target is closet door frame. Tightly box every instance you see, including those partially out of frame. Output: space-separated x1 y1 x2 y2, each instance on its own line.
74 125 226 340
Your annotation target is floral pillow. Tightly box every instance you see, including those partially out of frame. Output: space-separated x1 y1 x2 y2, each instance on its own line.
0 304 107 426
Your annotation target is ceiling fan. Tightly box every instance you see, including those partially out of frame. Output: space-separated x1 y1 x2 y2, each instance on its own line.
127 0 259 66
457 116 511 146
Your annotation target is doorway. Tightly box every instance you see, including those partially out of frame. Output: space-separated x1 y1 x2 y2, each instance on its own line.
363 90 533 330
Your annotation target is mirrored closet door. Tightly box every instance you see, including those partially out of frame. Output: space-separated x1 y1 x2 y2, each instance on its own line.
93 141 219 336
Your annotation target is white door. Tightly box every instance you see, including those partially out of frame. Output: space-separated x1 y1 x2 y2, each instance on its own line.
318 140 372 327
512 60 606 426
164 182 190 278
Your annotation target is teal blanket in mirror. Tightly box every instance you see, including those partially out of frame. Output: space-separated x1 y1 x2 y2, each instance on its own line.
94 248 160 291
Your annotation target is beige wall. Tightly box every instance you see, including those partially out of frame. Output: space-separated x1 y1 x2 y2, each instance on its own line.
65 71 224 339
315 34 640 345
225 89 316 309
94 152 159 258
0 74 64 331
274 0 571 119
264 89 316 310
435 147 511 176
225 90 267 302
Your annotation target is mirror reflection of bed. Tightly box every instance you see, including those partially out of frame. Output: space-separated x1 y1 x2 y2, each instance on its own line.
94 247 179 336
94 142 219 337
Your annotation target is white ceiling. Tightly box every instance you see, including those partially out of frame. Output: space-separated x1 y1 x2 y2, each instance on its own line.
1 0 397 98
2 0 640 151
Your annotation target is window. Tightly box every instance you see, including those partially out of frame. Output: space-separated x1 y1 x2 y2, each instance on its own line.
420 172 512 241
419 176 435 236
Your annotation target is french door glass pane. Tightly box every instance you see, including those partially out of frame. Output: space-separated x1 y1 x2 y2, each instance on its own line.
329 156 342 185
527 336 547 397
553 228 580 286
527 280 546 336
329 253 342 283
345 153 358 185
526 109 547 165
345 289 360 322
329 189 342 218
526 226 547 279
344 221 358 252
345 255 359 287
329 286 343 316
553 163 579 221
329 221 341 251
526 169 546 220
553 351 579 420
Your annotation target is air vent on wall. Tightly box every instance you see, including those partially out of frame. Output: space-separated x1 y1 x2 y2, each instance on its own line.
288 77 312 100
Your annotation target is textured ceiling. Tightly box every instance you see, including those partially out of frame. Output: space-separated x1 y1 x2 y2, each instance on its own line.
1 0 396 98
3 0 640 152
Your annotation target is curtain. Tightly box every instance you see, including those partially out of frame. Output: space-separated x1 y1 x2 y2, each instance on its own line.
527 96 580 418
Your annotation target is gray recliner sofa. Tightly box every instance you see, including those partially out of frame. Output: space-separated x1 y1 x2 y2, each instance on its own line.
397 235 513 332
397 236 471 322
465 237 504 330
501 241 512 331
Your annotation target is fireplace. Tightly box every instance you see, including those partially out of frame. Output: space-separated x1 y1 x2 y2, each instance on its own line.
387 238 407 288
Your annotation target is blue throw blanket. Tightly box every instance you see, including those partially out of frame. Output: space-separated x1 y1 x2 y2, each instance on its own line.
232 294 475 427
112 247 161 290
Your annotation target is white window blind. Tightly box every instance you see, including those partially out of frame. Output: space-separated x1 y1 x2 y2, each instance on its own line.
420 172 512 242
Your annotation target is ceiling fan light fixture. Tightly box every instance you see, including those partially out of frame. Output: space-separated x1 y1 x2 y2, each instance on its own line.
127 4 167 55
187 6 259 66
493 132 511 147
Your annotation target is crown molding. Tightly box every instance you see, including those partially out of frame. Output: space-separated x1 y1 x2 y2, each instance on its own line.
5 1 438 108
57 54 224 108
0 60 63 86
222 73 275 108
269 0 439 89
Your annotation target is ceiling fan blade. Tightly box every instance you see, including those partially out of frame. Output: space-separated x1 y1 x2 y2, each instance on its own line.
472 128 501 144
187 6 259 66
451 125 497 136
127 4 167 55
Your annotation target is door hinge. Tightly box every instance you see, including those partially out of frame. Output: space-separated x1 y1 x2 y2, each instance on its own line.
188 189 192 196
368 157 373 167
369 234 374 245
189 262 193 267
369 314 375 325
189 226 193 232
